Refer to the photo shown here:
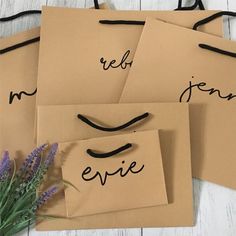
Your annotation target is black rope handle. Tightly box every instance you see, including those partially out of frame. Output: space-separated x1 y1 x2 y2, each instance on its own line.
178 0 182 9
0 10 41 22
1 1 100 54
194 11 236 58
94 0 100 9
198 43 236 58
99 20 145 25
99 0 205 25
0 37 40 55
193 11 236 30
198 0 205 10
175 0 205 11
0 10 42 54
87 143 132 158
77 112 149 132
0 1 100 20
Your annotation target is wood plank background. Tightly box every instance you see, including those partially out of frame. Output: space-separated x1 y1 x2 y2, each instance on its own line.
1 0 236 235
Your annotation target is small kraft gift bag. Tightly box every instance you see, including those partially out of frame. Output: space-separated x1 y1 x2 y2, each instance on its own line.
60 130 168 217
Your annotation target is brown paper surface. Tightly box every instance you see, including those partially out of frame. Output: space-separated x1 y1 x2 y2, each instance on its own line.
120 18 236 189
36 103 192 229
0 3 109 158
36 7 222 107
61 130 168 217
0 28 40 159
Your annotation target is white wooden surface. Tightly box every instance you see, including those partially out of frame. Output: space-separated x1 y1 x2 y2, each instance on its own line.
1 0 236 235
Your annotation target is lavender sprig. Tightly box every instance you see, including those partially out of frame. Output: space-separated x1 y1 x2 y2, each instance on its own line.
28 143 58 191
0 144 60 236
13 144 49 200
17 144 48 179
44 143 58 169
26 155 41 183
34 186 58 212
0 151 11 181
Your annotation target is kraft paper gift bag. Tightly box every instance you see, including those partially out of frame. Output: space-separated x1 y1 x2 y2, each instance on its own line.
120 17 236 189
0 1 109 155
60 130 168 217
36 103 193 230
0 3 110 154
0 28 40 159
36 7 223 108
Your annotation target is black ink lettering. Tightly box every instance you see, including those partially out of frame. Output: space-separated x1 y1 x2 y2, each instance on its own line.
9 88 37 104
81 160 144 186
179 81 236 102
129 161 144 174
100 50 133 71
82 167 92 177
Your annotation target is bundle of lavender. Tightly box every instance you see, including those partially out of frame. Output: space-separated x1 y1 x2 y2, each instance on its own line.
0 143 59 236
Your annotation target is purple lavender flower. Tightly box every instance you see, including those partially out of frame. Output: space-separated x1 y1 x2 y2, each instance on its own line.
44 143 58 168
18 144 48 176
35 185 58 210
26 155 41 182
32 155 41 173
0 151 11 180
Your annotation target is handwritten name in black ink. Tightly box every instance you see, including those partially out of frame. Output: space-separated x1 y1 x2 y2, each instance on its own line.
81 160 144 186
100 50 133 71
9 88 37 104
179 81 236 102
